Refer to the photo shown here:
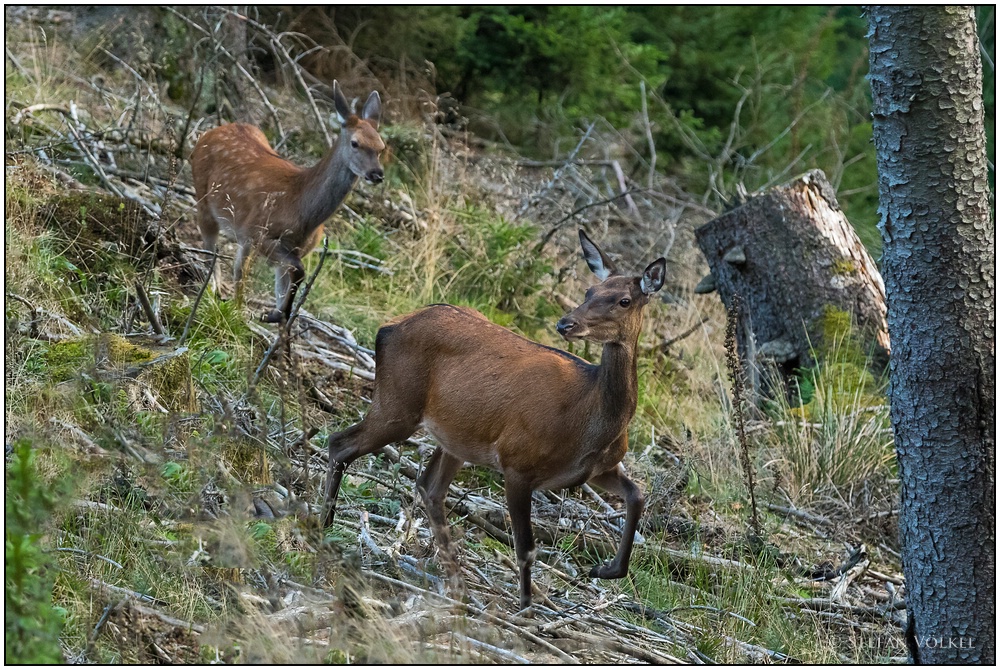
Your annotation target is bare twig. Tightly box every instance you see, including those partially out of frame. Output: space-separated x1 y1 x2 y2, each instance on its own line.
451 632 530 664
133 279 165 337
237 13 331 147
668 604 757 627
765 502 834 528
639 80 657 190
534 187 644 253
54 547 124 571
88 578 163 606
178 250 216 348
86 599 123 652
163 7 284 138
6 292 39 338
517 121 596 221
366 571 580 663
609 159 639 218
661 316 711 351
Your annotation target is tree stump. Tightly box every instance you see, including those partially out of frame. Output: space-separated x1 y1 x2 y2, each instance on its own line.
694 169 889 384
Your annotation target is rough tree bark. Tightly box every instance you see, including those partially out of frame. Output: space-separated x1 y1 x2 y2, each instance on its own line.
868 5 995 664
694 169 890 386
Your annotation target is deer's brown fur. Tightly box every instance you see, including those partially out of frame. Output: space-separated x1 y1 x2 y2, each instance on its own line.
191 82 384 322
323 230 666 609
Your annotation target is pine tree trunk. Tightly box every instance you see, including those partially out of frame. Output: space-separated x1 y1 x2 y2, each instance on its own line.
694 169 890 387
868 5 995 664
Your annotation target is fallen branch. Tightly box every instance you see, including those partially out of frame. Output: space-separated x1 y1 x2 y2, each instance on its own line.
131 602 205 634
765 502 834 528
451 632 530 664
368 571 580 664
54 547 123 571
88 578 164 606
6 292 39 338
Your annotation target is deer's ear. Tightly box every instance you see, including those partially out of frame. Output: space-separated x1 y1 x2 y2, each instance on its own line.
640 258 666 295
579 229 617 281
333 81 352 123
361 91 382 128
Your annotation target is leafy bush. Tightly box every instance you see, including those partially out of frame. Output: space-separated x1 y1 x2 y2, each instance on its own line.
5 439 68 664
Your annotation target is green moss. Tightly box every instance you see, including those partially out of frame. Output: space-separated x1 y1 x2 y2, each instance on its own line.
816 305 853 346
224 439 271 485
141 351 196 413
44 338 94 382
99 333 154 367
810 305 870 372
793 305 887 420
831 258 856 275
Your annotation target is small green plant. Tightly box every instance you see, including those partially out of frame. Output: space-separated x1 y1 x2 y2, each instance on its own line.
768 317 893 501
5 439 70 664
162 461 194 494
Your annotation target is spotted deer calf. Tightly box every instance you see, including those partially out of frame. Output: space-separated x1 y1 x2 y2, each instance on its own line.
191 81 384 323
323 230 665 609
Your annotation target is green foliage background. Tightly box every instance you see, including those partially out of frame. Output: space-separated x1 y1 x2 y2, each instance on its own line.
259 6 995 257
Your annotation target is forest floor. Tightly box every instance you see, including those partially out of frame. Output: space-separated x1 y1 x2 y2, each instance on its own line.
5 9 907 664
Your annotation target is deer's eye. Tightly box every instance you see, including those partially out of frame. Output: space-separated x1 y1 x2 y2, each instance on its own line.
351 140 359 149
619 297 631 308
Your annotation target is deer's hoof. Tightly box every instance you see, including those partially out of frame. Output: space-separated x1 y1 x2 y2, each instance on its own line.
261 309 284 323
590 562 628 580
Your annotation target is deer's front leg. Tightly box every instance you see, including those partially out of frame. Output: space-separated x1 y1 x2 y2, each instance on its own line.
257 240 305 323
586 464 644 579
504 474 537 610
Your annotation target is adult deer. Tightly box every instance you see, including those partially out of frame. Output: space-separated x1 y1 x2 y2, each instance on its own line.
323 230 665 609
191 81 384 323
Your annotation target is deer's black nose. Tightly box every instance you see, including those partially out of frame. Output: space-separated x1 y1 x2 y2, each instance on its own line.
556 318 574 336
367 169 384 184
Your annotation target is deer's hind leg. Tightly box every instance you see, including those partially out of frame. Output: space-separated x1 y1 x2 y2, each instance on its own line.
197 208 223 294
416 448 464 566
323 400 423 528
323 323 429 527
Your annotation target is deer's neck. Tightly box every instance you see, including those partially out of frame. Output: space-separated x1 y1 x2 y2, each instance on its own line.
590 335 640 439
298 138 357 230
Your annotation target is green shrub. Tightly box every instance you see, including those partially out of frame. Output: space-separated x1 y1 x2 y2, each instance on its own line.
444 210 556 329
5 439 69 664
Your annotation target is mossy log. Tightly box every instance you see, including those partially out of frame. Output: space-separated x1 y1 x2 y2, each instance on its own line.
695 170 889 379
